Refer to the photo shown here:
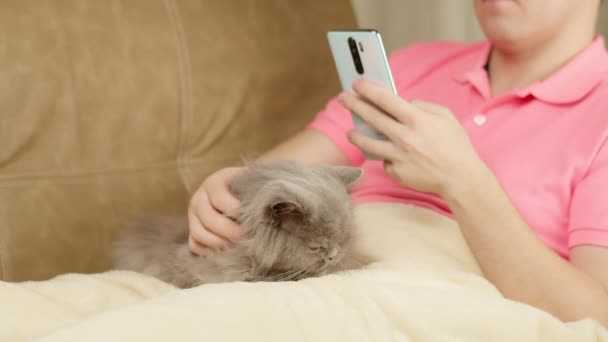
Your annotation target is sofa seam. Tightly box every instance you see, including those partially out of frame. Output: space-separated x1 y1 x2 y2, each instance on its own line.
0 157 230 184
163 0 195 194
0 161 179 182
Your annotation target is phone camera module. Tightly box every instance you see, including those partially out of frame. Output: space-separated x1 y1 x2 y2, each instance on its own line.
348 37 365 75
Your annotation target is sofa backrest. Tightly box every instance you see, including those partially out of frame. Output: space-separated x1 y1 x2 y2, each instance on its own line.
0 0 356 281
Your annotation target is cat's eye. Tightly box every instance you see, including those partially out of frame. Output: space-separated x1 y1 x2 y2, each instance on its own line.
307 242 322 251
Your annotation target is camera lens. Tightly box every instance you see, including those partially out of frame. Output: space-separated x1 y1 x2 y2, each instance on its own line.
354 59 364 74
348 37 365 75
354 56 363 74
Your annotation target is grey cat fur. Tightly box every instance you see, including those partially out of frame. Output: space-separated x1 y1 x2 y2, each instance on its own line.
112 161 370 288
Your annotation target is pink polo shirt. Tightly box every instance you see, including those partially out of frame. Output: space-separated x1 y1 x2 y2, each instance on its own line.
309 37 608 258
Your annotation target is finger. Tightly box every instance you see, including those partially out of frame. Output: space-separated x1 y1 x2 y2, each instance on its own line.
348 130 401 161
209 189 241 219
410 100 452 116
339 92 406 142
188 235 208 256
188 210 231 250
207 184 241 220
195 192 242 242
352 79 422 124
383 159 396 176
383 159 405 181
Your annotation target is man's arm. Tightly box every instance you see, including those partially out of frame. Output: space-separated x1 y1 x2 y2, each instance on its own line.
257 128 350 165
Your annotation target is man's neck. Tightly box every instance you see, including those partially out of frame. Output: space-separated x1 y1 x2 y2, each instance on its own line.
488 28 596 97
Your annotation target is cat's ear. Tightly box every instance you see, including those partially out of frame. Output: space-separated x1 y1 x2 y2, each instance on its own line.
269 201 304 219
269 201 307 234
332 167 364 189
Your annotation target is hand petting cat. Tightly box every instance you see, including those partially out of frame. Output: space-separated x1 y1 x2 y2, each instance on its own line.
338 79 487 198
188 167 244 255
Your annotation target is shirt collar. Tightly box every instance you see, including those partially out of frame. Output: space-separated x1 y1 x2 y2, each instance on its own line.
453 36 608 104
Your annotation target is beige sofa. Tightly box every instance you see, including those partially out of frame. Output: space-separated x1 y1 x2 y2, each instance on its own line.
0 0 356 281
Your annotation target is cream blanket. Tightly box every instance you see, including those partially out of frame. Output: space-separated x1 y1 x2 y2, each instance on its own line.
1 203 606 341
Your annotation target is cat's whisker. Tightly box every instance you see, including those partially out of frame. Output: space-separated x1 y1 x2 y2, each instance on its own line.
264 269 300 281
283 269 306 281
274 271 300 281
280 271 301 281
290 265 319 281
294 264 317 281
272 269 305 282
263 272 292 281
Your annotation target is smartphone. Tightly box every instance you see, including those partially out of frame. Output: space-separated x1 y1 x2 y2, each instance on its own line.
327 29 397 158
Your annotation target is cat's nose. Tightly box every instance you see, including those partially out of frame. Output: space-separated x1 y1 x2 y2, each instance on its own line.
327 247 339 261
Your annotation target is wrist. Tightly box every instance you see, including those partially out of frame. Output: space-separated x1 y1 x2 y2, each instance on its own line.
439 159 495 204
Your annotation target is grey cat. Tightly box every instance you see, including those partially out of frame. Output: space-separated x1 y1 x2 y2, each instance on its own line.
112 161 370 288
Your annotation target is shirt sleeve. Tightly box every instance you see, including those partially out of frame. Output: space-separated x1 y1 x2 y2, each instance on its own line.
568 140 608 249
307 96 364 166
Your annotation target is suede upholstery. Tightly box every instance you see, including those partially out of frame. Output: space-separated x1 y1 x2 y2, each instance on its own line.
0 1 356 281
